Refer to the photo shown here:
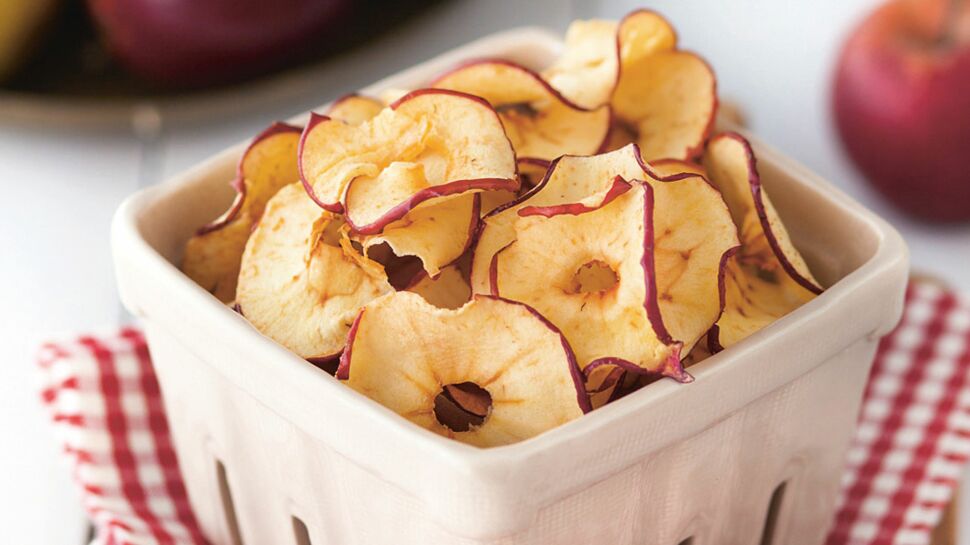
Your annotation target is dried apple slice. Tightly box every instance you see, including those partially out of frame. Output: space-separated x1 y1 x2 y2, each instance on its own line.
541 19 620 110
472 144 737 357
471 145 650 295
182 122 302 302
337 292 590 447
355 193 480 277
704 133 821 293
432 60 611 161
611 11 716 161
703 133 822 349
236 183 392 359
299 88 517 214
326 94 384 126
544 10 716 162
490 180 687 380
404 263 471 310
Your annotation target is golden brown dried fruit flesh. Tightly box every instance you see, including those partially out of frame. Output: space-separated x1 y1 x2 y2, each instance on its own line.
236 183 392 359
182 122 302 302
432 60 611 161
354 193 479 278
299 89 517 222
473 144 737 360
338 292 589 447
404 264 471 310
703 133 822 349
491 181 687 379
542 19 620 110
544 10 716 162
326 94 384 126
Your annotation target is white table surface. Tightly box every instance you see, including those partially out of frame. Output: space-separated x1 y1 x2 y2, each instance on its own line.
0 1 966 543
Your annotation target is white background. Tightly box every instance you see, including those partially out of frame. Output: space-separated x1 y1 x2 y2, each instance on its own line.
1 0 967 543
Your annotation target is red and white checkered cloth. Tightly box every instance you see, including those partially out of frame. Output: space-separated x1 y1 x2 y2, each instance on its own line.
37 328 206 545
36 281 970 545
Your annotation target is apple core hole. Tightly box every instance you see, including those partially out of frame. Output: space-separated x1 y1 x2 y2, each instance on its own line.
568 260 618 294
356 241 424 290
433 382 492 432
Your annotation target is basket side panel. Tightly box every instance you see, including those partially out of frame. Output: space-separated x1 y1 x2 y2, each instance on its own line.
145 314 877 545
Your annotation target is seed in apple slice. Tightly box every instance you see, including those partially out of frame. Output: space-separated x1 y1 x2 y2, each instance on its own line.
353 193 480 278
337 292 590 447
182 122 302 302
326 94 384 126
490 180 688 380
236 183 392 359
432 60 611 161
299 88 517 214
703 132 822 349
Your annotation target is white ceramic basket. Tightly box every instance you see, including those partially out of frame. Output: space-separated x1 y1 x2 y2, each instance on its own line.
112 28 910 545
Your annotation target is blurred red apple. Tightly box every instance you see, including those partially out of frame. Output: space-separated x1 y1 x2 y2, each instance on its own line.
833 0 970 222
86 0 351 87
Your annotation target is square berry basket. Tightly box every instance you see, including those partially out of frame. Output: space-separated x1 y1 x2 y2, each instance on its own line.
112 27 909 545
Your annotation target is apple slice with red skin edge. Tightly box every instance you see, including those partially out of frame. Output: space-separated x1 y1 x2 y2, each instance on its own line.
236 183 392 359
703 132 823 294
703 133 822 350
299 88 517 214
182 122 302 302
404 263 471 310
612 49 717 162
326 93 384 126
354 193 480 277
709 254 816 350
432 59 611 161
480 158 553 215
470 142 733 336
336 292 590 447
542 19 621 110
517 158 551 190
491 180 689 381
472 146 655 295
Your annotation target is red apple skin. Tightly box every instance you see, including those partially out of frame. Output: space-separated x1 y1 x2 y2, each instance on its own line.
833 0 970 222
86 0 351 86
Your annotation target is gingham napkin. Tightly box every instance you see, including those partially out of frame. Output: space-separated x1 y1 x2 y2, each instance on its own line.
36 281 970 545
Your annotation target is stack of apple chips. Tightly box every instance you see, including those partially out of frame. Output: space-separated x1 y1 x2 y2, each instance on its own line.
182 10 824 447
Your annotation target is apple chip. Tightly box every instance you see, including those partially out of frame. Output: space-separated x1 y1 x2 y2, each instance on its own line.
299 89 517 215
355 193 480 277
491 181 687 379
541 19 620 110
544 10 716 162
236 183 392 359
472 144 738 357
182 122 302 302
703 133 822 349
326 94 384 126
404 263 471 310
338 292 590 447
471 146 651 295
432 60 611 161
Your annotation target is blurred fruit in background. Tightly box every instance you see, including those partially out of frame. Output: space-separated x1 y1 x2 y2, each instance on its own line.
833 0 970 223
86 0 351 87
0 0 62 82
